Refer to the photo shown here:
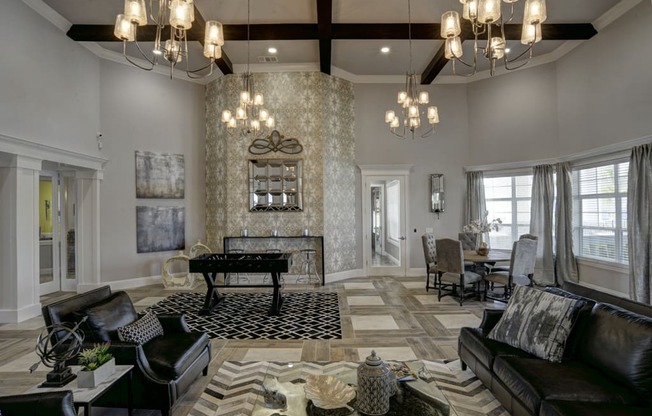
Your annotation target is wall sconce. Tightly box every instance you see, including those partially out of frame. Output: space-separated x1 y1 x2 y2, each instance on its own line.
430 174 444 218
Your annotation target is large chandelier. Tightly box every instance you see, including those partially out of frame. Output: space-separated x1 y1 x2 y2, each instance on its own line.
113 0 224 78
441 0 547 76
384 0 440 139
220 0 275 138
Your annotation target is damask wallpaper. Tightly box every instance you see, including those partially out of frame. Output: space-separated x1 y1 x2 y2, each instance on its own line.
204 72 356 275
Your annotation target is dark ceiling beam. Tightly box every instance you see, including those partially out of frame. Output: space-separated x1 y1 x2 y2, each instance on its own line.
68 22 596 42
420 45 448 86
317 0 333 74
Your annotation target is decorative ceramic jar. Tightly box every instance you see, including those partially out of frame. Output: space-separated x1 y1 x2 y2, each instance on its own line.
356 350 392 415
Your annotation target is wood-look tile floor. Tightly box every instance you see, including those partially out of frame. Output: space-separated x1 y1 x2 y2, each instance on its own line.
0 276 506 415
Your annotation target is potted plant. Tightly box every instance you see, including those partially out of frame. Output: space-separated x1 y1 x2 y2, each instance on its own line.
77 342 115 388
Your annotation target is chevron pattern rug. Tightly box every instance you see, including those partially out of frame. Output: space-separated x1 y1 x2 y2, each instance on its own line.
189 360 508 416
145 291 341 340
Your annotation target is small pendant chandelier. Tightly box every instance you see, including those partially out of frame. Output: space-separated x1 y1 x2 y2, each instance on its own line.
220 0 275 139
384 0 440 139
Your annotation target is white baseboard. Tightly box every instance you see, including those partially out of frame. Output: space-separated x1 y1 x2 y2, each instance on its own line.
325 269 364 283
408 267 426 277
77 275 163 293
0 303 42 323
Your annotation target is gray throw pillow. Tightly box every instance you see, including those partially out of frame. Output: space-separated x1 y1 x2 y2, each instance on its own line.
487 285 584 362
117 313 164 345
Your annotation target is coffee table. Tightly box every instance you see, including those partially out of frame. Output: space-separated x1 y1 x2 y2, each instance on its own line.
247 361 454 416
27 365 133 416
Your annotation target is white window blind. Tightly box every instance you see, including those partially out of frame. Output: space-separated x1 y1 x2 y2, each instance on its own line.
573 161 629 264
484 175 533 249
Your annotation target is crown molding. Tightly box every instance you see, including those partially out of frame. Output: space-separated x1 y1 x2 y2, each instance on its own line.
593 0 642 31
21 0 71 32
0 133 108 171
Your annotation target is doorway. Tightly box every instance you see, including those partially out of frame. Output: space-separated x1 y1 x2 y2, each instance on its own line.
39 171 77 295
361 168 409 277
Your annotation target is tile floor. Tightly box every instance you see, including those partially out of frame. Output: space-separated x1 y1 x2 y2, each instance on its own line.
0 275 506 415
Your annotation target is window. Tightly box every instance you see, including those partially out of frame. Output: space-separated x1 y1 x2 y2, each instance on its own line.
484 175 533 250
573 161 629 264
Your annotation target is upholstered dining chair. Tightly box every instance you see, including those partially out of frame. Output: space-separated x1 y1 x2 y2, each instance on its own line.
435 238 483 306
457 232 478 271
489 234 538 274
484 237 538 301
421 233 437 291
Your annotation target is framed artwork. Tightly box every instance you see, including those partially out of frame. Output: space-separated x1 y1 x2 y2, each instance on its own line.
135 151 185 198
136 206 185 253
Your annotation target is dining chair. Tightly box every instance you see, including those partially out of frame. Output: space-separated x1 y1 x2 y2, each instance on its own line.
484 238 538 301
457 232 478 271
421 233 437 291
489 234 538 273
435 238 483 306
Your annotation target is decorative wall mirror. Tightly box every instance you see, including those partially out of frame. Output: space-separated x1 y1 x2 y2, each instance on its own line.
430 174 444 214
249 159 303 212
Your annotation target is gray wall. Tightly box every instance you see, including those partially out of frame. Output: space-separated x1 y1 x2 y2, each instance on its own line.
0 0 101 157
354 83 471 271
98 61 206 282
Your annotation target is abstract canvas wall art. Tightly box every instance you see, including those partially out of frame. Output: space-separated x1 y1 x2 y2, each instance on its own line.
136 206 185 253
135 151 185 198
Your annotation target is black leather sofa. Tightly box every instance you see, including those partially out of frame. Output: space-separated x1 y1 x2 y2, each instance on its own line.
42 286 212 416
0 391 76 416
458 282 652 416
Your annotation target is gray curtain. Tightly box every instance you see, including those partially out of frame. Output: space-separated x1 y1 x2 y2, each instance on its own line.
466 171 486 223
628 143 652 303
530 164 555 285
554 162 579 284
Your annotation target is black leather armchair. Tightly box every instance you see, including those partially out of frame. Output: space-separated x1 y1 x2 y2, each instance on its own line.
42 286 212 416
0 391 76 416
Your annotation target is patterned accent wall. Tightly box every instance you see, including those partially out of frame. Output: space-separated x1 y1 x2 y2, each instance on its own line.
322 76 357 273
205 72 356 274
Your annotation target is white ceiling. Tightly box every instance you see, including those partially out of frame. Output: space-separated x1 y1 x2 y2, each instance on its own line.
40 0 630 80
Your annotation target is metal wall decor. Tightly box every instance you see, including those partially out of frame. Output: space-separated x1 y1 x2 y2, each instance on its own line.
136 206 185 253
248 130 303 155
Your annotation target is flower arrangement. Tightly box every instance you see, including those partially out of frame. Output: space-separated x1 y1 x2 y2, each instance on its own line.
463 211 502 234
78 342 112 371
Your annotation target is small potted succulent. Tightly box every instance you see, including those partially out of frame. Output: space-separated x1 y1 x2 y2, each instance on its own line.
77 342 115 388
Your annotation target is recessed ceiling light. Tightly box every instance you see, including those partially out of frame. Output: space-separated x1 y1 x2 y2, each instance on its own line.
268 47 278 54
381 46 390 54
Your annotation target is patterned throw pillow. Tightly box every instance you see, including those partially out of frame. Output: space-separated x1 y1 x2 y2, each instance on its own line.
487 285 585 363
117 313 164 345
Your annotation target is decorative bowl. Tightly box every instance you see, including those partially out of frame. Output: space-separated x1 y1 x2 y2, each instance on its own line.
304 375 356 410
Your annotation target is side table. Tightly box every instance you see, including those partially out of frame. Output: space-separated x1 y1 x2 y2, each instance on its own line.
27 365 133 416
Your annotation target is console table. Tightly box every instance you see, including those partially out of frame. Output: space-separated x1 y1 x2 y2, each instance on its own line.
223 235 325 286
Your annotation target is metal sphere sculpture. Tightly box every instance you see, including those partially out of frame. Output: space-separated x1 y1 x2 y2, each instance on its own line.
30 318 86 387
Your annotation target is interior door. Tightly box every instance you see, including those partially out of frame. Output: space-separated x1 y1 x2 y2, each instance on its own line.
363 175 407 276
39 172 60 295
39 171 77 294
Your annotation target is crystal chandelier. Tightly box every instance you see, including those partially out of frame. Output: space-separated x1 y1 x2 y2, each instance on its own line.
384 0 440 139
441 0 547 76
220 0 275 138
113 0 224 78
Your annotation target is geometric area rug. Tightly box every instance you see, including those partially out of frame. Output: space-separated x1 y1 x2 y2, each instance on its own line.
189 359 509 416
145 291 341 340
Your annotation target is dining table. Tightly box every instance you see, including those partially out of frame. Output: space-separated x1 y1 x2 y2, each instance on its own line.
463 249 512 264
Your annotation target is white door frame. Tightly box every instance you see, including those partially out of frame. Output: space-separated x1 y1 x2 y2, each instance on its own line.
359 165 412 277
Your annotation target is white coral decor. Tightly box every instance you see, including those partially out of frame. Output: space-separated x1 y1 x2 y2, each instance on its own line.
304 374 356 410
463 211 502 234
